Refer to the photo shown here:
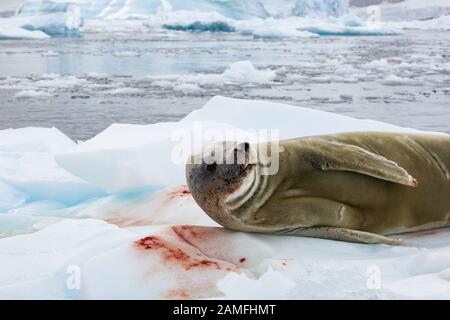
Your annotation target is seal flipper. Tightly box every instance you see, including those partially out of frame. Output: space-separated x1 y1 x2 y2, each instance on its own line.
306 139 418 187
278 226 401 245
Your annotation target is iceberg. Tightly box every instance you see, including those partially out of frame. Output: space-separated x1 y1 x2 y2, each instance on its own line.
352 0 450 22
0 23 50 39
0 0 84 39
15 0 84 36
9 0 400 37
1 96 450 299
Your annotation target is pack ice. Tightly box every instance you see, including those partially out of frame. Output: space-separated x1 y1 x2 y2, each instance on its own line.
1 96 450 299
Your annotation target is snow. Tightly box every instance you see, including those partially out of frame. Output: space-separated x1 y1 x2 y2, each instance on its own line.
1 96 450 299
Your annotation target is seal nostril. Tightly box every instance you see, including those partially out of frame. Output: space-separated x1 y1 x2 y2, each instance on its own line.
206 162 216 173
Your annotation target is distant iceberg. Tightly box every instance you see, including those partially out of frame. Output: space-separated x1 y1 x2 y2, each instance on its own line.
17 0 350 20
7 0 400 38
0 0 83 39
15 0 84 36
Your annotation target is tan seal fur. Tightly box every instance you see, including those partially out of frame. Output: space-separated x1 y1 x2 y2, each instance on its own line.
186 132 450 244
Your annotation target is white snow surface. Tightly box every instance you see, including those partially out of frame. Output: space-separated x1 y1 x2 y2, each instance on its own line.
1 96 450 299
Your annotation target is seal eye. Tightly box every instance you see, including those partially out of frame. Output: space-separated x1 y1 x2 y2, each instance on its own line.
206 163 216 173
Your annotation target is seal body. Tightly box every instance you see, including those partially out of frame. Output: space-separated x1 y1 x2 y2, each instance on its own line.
186 132 450 244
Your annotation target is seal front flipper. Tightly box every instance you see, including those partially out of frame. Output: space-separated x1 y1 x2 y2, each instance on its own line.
278 226 401 245
305 139 419 187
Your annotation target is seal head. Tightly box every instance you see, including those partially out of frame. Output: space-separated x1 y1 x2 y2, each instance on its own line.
186 141 260 224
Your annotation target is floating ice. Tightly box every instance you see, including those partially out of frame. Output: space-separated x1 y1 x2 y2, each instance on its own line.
381 74 423 86
222 60 276 83
112 50 141 57
14 90 53 99
146 60 277 94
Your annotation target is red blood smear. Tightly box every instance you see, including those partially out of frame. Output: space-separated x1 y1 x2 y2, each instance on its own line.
172 225 200 241
239 258 246 263
135 236 225 271
166 185 191 200
166 289 190 299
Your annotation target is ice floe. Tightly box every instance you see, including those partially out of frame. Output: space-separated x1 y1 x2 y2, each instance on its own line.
1 96 450 299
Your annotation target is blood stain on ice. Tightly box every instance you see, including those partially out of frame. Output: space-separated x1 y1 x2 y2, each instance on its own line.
166 185 191 199
134 235 231 271
166 289 190 299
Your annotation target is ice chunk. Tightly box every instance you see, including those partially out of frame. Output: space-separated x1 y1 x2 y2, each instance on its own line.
0 127 74 153
103 87 145 95
0 20 49 39
15 0 84 36
381 74 423 86
0 181 26 213
173 83 203 94
0 128 105 206
14 90 54 99
55 121 239 192
112 50 141 57
0 0 85 37
222 61 276 83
